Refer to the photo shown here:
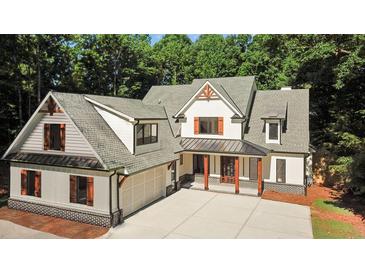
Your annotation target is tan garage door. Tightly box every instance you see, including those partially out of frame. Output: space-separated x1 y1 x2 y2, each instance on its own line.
122 166 165 216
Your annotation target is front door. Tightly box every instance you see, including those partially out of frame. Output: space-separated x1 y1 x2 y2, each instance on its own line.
221 156 235 183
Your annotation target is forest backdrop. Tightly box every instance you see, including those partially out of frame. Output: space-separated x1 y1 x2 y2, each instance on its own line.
0 34 364 189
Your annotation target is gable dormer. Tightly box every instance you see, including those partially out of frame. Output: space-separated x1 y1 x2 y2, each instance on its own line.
261 102 287 145
175 81 245 140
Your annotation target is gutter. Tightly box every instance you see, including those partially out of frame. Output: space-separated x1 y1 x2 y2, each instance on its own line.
109 170 117 226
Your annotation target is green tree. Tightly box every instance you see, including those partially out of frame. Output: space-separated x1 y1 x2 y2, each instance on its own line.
153 34 193 85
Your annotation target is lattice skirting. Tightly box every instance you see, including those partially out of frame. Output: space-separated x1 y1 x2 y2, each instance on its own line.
263 182 305 195
8 198 122 227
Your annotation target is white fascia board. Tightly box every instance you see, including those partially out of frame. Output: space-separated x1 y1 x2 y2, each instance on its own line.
84 96 135 122
174 80 243 118
2 92 53 159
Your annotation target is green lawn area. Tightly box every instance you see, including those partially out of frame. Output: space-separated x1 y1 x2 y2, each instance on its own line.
312 217 363 239
312 199 363 239
312 199 354 216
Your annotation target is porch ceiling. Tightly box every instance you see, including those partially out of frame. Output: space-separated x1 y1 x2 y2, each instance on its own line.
180 138 269 156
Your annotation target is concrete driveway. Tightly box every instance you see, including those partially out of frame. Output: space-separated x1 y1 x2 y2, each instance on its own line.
105 189 313 239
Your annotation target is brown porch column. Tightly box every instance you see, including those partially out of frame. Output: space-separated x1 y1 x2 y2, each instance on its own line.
234 157 239 194
257 158 263 196
204 155 209 190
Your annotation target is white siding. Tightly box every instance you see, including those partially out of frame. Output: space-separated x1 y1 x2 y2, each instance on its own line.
120 165 166 216
20 112 95 157
181 99 241 139
94 106 134 154
10 165 110 214
265 153 304 185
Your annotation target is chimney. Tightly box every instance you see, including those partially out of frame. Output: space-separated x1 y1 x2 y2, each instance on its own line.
281 86 292 91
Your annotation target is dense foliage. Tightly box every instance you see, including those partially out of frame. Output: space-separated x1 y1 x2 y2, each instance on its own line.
0 34 364 189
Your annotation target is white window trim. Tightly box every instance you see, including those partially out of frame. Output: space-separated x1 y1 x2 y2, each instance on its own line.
265 120 281 144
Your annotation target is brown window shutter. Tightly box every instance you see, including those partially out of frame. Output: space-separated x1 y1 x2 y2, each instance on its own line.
194 117 199 135
34 171 42 198
218 117 224 135
87 177 94 206
60 123 66 151
70 175 77 203
21 170 27 195
44 124 50 150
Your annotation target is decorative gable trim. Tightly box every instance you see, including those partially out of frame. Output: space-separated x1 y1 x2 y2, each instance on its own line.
174 81 243 118
197 83 219 100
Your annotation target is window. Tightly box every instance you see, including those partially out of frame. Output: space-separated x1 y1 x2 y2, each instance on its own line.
276 159 286 183
269 123 278 140
136 124 158 146
44 123 65 151
199 117 218 134
50 124 61 150
180 154 184 165
21 170 41 197
70 175 94 206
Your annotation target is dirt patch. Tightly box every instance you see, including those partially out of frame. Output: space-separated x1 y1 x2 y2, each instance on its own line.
0 207 109 239
262 183 335 206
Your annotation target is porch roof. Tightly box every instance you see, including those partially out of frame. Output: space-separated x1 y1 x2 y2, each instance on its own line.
180 138 269 156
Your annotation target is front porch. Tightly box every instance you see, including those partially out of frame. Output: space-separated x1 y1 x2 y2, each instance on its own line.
179 153 265 196
182 176 258 196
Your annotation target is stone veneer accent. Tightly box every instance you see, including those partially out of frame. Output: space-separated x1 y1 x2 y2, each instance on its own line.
8 198 122 227
263 182 305 195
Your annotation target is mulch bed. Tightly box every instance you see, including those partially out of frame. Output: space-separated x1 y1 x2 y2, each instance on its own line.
262 183 365 238
0 207 109 239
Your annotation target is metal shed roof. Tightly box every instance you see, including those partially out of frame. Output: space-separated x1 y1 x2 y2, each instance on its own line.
180 138 269 156
6 152 105 170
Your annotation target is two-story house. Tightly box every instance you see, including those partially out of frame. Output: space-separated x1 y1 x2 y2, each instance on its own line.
2 76 311 227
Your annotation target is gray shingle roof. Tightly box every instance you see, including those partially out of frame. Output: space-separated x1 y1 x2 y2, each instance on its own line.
52 92 179 174
244 89 310 153
181 137 269 156
143 76 255 136
85 94 166 119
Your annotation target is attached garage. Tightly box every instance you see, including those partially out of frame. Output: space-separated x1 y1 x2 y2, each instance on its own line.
121 165 166 217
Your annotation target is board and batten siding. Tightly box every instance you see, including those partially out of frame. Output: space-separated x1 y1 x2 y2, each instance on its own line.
181 99 241 139
94 106 134 154
20 112 95 157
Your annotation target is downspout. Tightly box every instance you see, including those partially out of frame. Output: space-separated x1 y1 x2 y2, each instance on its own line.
116 174 122 224
109 170 117 226
303 154 308 196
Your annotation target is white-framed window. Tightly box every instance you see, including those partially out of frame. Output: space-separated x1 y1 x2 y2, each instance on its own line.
265 120 281 144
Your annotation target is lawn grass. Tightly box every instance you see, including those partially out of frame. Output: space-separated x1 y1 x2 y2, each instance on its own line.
312 216 363 239
312 199 354 216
